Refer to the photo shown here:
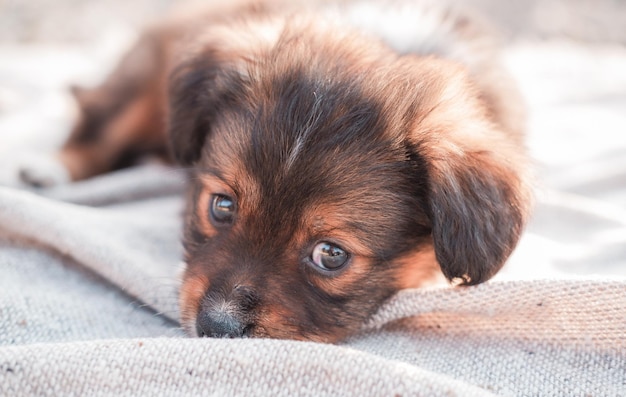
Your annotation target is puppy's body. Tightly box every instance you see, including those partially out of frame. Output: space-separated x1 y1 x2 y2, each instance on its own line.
51 0 532 342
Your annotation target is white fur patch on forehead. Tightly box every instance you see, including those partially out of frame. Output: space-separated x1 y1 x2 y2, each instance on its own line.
283 90 325 173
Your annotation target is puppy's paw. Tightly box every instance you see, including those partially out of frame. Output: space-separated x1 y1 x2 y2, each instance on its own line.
18 153 70 188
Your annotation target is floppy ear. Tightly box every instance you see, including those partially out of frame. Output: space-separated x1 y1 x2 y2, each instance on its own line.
168 40 251 165
404 59 532 285
424 145 531 285
168 54 224 165
167 21 280 166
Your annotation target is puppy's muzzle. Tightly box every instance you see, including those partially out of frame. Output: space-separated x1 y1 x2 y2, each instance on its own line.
196 285 258 338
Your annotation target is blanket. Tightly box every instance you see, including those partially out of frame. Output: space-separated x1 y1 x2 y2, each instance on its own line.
1 38 625 396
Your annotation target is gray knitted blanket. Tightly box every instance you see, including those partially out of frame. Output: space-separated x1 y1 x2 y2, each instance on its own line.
1 41 625 396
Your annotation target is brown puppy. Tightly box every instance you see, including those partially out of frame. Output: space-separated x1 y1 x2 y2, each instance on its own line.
38 0 532 342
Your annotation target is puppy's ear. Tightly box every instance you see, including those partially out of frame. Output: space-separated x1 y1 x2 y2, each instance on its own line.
405 59 532 285
167 21 279 166
424 144 531 285
168 55 223 165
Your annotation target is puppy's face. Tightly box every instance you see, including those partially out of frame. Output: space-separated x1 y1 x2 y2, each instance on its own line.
170 26 531 342
178 81 436 341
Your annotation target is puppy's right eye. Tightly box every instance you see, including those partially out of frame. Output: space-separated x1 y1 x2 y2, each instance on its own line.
210 194 236 225
310 242 349 271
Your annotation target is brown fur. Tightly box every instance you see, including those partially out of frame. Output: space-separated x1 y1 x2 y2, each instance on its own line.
55 0 532 342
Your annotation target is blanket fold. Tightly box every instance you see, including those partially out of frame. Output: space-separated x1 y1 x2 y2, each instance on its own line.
0 338 498 397
0 182 183 323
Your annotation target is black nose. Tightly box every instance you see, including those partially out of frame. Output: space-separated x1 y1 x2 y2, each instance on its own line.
196 310 247 338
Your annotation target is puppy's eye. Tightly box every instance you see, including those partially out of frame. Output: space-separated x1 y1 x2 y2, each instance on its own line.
210 194 236 224
311 242 349 271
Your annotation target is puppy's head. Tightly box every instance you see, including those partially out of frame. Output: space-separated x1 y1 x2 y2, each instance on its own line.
170 23 531 342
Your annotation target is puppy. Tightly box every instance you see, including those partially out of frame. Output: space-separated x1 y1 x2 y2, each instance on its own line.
37 0 532 342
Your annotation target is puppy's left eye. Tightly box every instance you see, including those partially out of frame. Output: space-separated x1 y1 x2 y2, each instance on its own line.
311 242 349 271
210 194 236 225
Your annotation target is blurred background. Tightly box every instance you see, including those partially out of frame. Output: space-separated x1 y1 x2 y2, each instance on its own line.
1 0 625 44
0 0 625 277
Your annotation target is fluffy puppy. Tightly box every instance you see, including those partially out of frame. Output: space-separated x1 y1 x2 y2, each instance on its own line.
39 0 532 342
